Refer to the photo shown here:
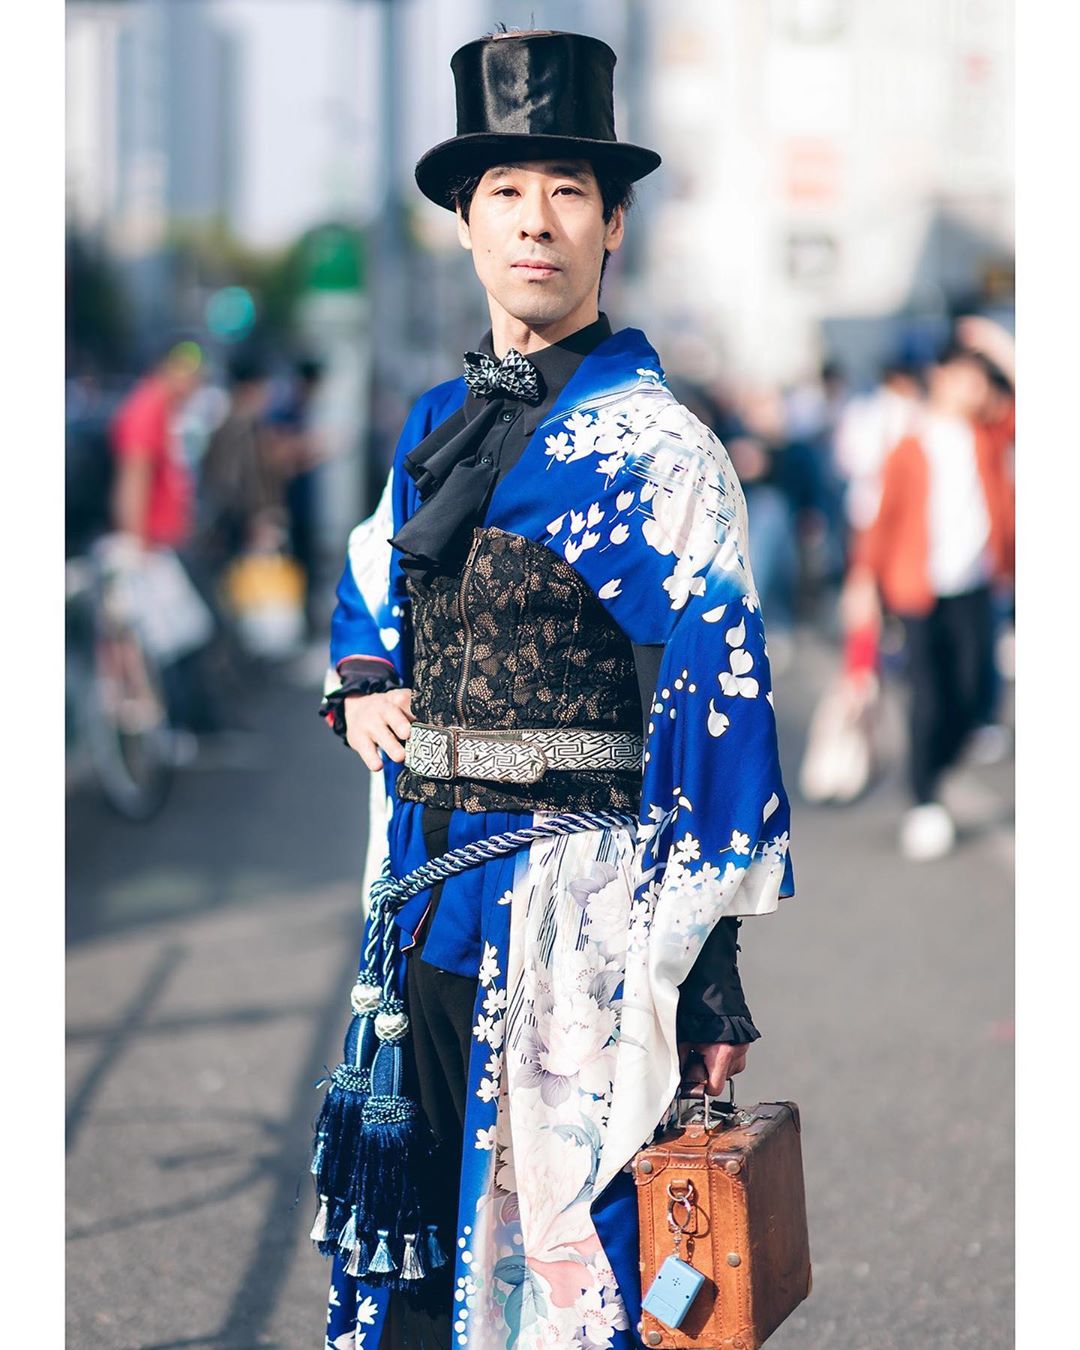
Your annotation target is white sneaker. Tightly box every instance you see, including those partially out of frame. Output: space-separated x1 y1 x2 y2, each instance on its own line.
899 803 956 861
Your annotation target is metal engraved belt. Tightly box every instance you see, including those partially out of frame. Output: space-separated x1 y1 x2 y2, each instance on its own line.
404 723 644 785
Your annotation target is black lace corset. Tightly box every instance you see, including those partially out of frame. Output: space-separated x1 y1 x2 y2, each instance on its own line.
396 526 643 813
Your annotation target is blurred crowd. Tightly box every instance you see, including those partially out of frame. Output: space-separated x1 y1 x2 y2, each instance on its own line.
66 342 329 778
670 312 1015 860
66 311 1014 855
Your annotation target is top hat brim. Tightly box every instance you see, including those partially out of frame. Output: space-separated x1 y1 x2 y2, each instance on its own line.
414 134 662 211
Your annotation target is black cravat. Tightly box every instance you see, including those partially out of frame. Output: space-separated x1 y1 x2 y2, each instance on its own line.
392 315 612 581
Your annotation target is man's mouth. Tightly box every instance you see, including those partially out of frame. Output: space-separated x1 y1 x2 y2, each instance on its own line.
512 260 561 277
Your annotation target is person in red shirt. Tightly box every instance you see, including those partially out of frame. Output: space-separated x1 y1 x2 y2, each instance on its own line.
108 340 237 738
110 340 203 547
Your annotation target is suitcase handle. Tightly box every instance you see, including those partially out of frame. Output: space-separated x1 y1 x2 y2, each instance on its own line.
674 1077 755 1129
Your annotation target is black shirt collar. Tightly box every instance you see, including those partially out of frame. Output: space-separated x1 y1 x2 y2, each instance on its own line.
465 313 612 431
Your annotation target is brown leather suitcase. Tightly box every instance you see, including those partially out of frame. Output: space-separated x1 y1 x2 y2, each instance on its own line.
632 1094 812 1349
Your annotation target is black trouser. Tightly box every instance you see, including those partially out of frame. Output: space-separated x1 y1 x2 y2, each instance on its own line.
385 811 477 1348
901 586 995 805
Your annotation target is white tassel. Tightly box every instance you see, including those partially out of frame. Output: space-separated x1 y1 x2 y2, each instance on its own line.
400 1231 426 1282
337 1206 358 1255
367 1228 397 1274
309 1194 330 1242
345 1243 364 1278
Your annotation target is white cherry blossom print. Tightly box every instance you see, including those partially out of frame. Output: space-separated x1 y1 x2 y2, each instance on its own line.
707 701 730 737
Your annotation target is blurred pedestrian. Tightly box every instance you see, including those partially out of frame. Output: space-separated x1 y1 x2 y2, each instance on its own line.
784 360 850 588
955 316 1016 761
265 356 326 635
109 340 231 737
110 338 203 551
834 361 924 534
729 387 817 669
195 349 282 582
844 343 1014 859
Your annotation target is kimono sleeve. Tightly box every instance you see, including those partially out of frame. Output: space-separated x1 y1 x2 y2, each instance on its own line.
327 381 464 685
542 391 794 954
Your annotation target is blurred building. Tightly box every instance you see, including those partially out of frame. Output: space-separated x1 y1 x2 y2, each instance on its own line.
67 0 239 335
640 0 1014 386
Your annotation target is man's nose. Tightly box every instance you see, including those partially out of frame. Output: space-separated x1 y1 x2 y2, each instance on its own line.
517 189 557 241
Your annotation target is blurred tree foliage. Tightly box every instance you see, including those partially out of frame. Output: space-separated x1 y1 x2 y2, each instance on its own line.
166 216 303 344
165 217 366 348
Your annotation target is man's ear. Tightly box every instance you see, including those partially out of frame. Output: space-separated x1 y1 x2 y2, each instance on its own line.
603 205 625 256
456 206 472 251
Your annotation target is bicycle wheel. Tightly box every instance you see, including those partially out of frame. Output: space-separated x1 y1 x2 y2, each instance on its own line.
86 618 175 822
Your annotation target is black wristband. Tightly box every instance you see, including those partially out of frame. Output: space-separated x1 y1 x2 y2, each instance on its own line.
319 660 403 743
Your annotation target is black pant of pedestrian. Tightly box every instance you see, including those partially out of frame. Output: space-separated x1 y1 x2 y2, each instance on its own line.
901 586 995 805
385 811 477 1349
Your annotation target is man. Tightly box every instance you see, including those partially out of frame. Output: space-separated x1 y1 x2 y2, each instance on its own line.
111 338 203 550
265 356 326 635
109 339 231 736
318 32 793 1349
195 349 281 582
834 360 923 536
845 342 1014 860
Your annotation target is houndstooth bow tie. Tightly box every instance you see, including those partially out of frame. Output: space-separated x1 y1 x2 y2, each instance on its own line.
462 347 543 404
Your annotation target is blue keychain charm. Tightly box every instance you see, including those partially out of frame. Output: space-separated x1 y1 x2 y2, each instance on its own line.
641 1253 706 1329
641 1176 707 1329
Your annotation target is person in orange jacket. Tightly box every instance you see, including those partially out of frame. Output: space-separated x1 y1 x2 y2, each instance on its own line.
843 340 1014 859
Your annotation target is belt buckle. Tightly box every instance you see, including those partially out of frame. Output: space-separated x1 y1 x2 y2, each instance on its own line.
455 729 549 784
407 724 457 780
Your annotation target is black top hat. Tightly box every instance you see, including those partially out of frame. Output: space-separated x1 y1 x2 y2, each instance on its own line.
414 31 662 210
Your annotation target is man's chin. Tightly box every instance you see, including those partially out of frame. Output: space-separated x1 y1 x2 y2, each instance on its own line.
498 296 578 329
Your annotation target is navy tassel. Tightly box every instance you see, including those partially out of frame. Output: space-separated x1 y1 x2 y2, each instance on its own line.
311 865 448 1288
424 1223 448 1271
310 982 379 1254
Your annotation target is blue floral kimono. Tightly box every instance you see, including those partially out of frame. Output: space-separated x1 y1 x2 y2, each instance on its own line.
323 327 794 1349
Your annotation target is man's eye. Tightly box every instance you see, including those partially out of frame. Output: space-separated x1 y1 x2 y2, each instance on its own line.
555 186 582 196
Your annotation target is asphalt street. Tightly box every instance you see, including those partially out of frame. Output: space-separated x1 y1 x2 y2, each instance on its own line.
66 633 1014 1350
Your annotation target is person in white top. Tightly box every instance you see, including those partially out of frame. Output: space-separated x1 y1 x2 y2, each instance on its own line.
833 362 923 533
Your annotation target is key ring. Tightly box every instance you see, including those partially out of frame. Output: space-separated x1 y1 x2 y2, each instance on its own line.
666 1179 695 1233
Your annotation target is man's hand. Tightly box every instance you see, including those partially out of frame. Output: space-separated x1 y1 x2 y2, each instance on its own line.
679 1041 750 1096
343 689 415 771
839 567 881 635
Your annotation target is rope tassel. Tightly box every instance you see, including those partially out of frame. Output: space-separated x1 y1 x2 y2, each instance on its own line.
309 814 635 1287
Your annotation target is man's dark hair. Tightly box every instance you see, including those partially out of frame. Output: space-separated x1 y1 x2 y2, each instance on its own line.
447 161 635 291
934 341 996 381
448 164 635 226
295 356 325 386
227 348 270 388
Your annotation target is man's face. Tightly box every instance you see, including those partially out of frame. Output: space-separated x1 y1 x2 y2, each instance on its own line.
931 358 991 419
456 160 624 329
